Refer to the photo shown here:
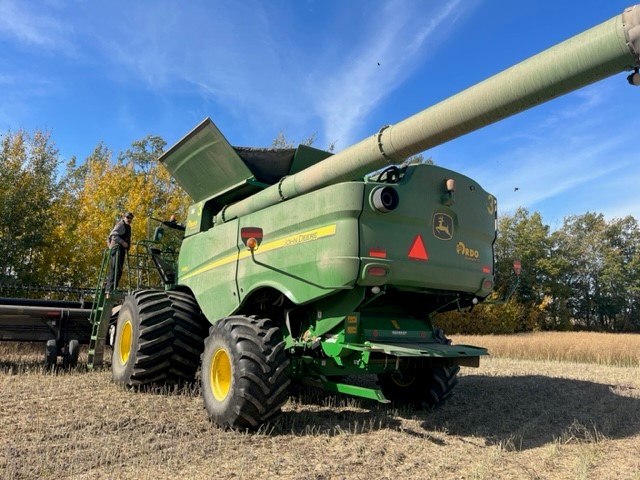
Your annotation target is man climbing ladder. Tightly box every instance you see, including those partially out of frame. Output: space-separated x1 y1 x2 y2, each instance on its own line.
105 211 134 293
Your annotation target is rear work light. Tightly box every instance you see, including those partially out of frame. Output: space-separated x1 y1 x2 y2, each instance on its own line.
370 186 399 213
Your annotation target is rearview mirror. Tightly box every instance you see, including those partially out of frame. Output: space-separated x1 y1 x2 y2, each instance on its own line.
153 227 165 243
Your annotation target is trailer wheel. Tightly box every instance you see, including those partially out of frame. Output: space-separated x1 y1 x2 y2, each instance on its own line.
63 339 80 368
201 315 290 429
45 339 57 367
111 290 174 386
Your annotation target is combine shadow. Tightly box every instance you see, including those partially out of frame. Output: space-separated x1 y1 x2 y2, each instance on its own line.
421 374 640 449
268 386 404 435
270 375 640 448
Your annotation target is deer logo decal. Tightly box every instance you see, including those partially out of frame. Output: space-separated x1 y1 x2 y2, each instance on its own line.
433 213 453 240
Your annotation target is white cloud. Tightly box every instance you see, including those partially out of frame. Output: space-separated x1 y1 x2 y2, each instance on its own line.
0 0 74 51
80 1 471 147
315 0 465 149
89 3 300 131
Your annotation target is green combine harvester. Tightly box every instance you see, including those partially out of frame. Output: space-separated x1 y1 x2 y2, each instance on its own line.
88 5 640 429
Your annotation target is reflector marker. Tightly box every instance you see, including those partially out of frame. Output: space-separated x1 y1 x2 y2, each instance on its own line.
369 248 387 258
408 235 429 261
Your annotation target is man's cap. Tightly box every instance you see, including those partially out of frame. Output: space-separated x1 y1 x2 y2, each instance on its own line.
125 212 134 219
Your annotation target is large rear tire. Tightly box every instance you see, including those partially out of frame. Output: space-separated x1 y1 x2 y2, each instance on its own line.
201 315 290 429
166 290 208 380
112 290 206 386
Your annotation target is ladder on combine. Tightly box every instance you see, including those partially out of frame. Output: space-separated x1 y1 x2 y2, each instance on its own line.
87 249 125 370
86 220 180 369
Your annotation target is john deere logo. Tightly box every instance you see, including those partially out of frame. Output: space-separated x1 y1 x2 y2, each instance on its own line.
433 213 453 240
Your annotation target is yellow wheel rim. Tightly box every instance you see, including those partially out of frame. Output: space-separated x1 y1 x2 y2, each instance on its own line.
391 370 416 387
119 319 133 366
210 348 232 401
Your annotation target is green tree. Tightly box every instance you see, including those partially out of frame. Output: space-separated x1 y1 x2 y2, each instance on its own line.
541 228 575 330
555 213 606 329
550 212 640 331
271 131 336 152
0 130 61 285
495 208 551 310
598 216 640 331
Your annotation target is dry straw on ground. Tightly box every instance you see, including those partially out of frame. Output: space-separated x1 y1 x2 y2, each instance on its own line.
2 335 640 480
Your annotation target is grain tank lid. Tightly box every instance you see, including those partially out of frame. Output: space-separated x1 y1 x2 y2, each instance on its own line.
158 117 255 202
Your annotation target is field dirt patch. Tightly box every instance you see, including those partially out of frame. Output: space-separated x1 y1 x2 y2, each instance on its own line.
1 343 640 479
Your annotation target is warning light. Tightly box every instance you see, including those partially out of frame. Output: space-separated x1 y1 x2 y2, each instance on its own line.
369 248 387 258
408 235 428 261
241 227 263 248
246 237 258 251
482 265 491 274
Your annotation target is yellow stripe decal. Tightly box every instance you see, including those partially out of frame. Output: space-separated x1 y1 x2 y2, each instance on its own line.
180 224 337 281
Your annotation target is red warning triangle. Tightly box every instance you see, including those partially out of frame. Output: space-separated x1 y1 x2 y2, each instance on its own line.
408 235 429 261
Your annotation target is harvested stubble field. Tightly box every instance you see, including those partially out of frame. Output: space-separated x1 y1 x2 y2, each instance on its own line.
2 332 640 480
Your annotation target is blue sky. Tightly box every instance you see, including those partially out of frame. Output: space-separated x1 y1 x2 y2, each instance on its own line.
1 0 638 229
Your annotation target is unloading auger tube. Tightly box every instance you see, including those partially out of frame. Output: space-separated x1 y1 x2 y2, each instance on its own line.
216 4 640 224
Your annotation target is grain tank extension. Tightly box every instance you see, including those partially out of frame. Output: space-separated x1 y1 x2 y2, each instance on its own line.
110 5 640 429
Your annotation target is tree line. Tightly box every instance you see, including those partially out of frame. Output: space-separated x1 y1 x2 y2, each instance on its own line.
2 129 639 333
436 208 640 333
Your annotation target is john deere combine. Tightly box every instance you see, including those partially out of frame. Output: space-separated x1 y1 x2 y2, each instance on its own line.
99 5 640 429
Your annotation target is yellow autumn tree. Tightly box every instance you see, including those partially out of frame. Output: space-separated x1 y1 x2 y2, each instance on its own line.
67 136 190 289
38 155 86 291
